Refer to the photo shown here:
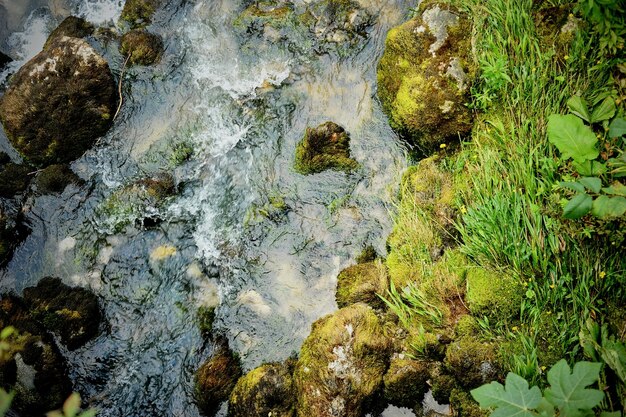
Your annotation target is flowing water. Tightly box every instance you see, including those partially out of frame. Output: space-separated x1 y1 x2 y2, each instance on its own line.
0 0 415 415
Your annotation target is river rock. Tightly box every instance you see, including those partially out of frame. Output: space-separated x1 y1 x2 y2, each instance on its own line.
120 29 164 66
377 2 474 153
121 0 162 27
23 277 102 351
294 121 358 175
44 16 94 49
228 360 295 417
303 0 372 44
195 338 243 416
336 261 388 309
0 36 118 167
293 303 391 417
383 356 430 408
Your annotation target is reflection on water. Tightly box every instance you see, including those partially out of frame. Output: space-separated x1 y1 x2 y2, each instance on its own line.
0 0 413 414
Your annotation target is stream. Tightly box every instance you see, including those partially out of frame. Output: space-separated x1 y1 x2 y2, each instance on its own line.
0 0 413 415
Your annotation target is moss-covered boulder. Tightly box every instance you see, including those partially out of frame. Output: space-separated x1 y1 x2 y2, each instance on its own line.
377 3 474 152
229 361 295 417
195 338 242 416
444 336 500 390
120 29 163 66
294 121 358 175
44 16 94 49
449 388 488 417
466 267 523 320
383 356 430 408
121 0 162 27
34 164 82 195
0 162 31 198
336 261 388 309
303 0 372 44
22 277 101 350
0 295 72 415
293 303 391 417
0 36 117 167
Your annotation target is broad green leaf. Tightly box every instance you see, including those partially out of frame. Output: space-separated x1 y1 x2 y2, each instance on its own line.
547 114 599 162
0 389 14 416
536 397 554 417
578 177 602 193
563 193 592 219
559 182 585 193
573 160 607 176
471 373 542 417
591 97 616 123
602 183 626 196
544 360 604 416
63 393 81 417
608 117 626 138
591 196 626 219
567 96 591 122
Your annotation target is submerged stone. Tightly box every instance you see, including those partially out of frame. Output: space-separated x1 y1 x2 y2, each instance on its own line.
34 164 82 195
120 29 164 66
229 360 295 417
294 121 358 175
23 277 102 350
294 303 391 417
195 339 243 416
0 36 117 167
383 356 430 409
377 3 474 152
44 16 94 49
336 261 388 309
121 0 162 27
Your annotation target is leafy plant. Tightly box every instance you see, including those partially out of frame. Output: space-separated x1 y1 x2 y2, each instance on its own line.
471 359 621 417
46 393 96 417
576 0 626 56
547 96 626 220
379 280 444 328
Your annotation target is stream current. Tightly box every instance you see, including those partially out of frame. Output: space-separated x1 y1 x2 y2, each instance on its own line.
0 0 413 415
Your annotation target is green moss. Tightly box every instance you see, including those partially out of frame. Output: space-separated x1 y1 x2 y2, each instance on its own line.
228 361 295 417
466 267 523 320
233 2 294 32
356 245 377 263
449 388 489 417
336 261 388 309
383 357 430 408
120 29 163 66
0 163 31 197
44 16 94 50
430 365 457 404
34 164 81 195
445 336 501 390
454 314 479 338
294 121 358 175
120 0 161 27
197 306 215 339
294 303 390 416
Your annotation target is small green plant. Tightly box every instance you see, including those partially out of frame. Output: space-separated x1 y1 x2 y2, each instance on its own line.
547 96 626 219
379 280 443 328
46 393 96 417
471 359 621 417
576 0 626 56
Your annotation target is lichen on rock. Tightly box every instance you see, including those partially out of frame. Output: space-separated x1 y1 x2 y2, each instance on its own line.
377 2 474 153
120 29 164 66
0 36 117 167
294 121 358 175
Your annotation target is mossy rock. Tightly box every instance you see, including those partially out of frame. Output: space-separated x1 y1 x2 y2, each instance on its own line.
294 121 358 175
454 314 479 338
121 0 162 27
449 388 488 417
466 267 523 320
23 277 102 350
120 29 163 66
377 3 474 152
0 295 72 415
197 306 216 339
233 1 294 35
444 336 500 390
294 303 391 417
34 164 82 195
383 356 430 408
0 36 117 167
429 362 457 404
336 260 388 309
228 360 295 417
44 16 94 50
303 0 372 44
356 245 377 263
195 339 242 416
0 163 31 197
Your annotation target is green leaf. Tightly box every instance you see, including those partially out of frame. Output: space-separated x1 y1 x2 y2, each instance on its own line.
567 96 591 122
0 327 14 340
560 182 585 193
563 193 592 219
63 393 81 417
591 196 626 219
471 373 542 417
578 177 602 193
608 117 626 138
602 183 626 196
77 410 97 417
547 114 599 162
536 397 554 417
590 97 616 123
599 412 622 417
573 160 607 176
544 360 604 417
